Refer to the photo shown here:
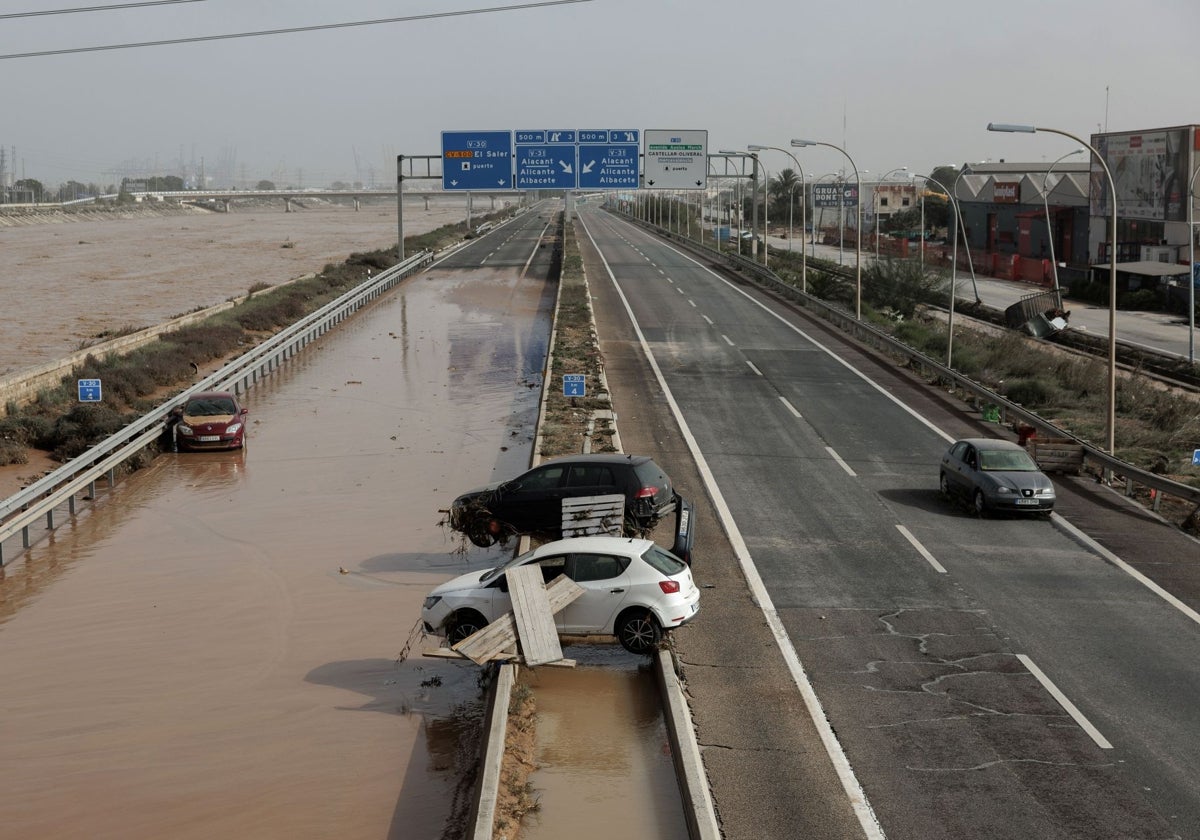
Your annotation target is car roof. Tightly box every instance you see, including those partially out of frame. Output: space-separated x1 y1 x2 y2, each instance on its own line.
956 437 1025 452
187 390 238 400
540 453 651 467
527 535 653 557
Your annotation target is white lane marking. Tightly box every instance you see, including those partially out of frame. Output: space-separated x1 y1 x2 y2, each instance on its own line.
625 215 1200 639
667 277 675 283
826 446 857 477
1050 514 1200 629
1017 654 1113 750
721 334 734 346
677 287 686 294
746 360 763 376
659 269 666 275
578 212 885 840
780 396 802 418
896 525 947 573
688 299 697 308
702 314 714 325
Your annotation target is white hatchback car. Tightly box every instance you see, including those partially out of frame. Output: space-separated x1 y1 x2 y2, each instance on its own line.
422 536 700 655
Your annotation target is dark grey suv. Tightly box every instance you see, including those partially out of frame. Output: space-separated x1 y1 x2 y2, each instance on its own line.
447 453 682 549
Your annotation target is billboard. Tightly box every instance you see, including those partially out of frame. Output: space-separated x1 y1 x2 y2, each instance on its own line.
1090 126 1194 221
812 183 859 208
993 181 1020 204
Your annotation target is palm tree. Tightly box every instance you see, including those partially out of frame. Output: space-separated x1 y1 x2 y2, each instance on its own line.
769 168 800 226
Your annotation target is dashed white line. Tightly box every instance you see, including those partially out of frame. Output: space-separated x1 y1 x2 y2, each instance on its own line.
722 334 734 346
1017 654 1113 750
746 360 763 376
895 525 947 573
688 299 696 307
826 446 857 477
780 396 802 418
702 314 714 325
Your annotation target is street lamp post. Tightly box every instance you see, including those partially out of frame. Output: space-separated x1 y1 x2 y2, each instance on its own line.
747 154 770 268
1042 148 1085 301
952 165 982 303
1188 157 1199 364
989 122 1119 454
793 138 864 319
719 150 753 257
913 173 966 367
749 144 808 290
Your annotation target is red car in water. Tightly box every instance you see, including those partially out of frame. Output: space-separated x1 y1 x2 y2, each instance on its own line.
172 391 248 451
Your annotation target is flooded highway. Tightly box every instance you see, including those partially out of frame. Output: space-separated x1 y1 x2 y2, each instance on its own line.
0 254 554 838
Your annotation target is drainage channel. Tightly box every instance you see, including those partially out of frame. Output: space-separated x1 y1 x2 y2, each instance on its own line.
468 646 718 839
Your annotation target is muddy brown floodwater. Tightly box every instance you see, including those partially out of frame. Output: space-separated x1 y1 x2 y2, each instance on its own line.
0 206 692 839
0 199 476 377
0 207 551 839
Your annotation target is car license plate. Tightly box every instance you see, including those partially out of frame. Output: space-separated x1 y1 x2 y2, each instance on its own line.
1015 498 1039 506
197 435 221 442
690 602 699 614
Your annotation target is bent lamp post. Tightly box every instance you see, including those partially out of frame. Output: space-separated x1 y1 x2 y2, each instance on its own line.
989 122 1118 455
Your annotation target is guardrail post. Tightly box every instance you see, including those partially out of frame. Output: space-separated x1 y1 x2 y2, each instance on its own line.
46 509 54 530
69 495 76 515
107 468 115 487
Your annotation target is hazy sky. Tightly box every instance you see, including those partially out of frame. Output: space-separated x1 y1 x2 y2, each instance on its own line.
2 0 1197 188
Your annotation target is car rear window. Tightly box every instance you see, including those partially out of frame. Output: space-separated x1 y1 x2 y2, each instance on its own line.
633 460 672 494
640 544 687 576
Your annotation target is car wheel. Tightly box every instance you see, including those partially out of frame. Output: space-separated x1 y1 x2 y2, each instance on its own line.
938 472 951 498
446 610 488 645
972 489 988 517
616 610 662 655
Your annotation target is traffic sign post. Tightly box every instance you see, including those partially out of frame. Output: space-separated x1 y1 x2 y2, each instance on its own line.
515 130 579 190
578 130 640 189
644 129 708 189
441 131 513 191
563 374 586 397
78 378 102 403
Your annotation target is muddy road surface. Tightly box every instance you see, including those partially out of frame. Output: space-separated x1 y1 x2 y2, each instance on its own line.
0 213 555 838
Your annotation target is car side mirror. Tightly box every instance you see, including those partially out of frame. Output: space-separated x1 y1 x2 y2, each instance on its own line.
240 408 249 416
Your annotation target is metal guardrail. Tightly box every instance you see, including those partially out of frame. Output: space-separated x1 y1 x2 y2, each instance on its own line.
634 217 1200 514
0 250 434 565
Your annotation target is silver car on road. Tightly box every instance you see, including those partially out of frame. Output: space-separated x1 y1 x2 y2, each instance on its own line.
939 438 1056 517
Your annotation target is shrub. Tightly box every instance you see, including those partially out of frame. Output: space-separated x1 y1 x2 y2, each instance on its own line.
1002 377 1054 407
0 439 27 466
1120 288 1162 311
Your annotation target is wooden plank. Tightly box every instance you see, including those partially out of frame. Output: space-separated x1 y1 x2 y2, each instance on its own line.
561 493 625 537
507 565 563 666
1030 438 1084 475
452 574 585 665
422 647 577 668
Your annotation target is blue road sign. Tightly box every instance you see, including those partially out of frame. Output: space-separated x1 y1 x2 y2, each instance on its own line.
579 130 609 143
441 130 513 191
516 144 577 190
78 378 102 402
578 143 639 189
563 374 586 397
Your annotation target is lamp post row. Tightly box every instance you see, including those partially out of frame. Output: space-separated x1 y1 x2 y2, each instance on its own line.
634 125 1199 456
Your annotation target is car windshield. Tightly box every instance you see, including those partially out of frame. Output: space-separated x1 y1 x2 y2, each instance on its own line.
185 397 237 416
640 544 687 576
480 546 539 584
979 449 1039 471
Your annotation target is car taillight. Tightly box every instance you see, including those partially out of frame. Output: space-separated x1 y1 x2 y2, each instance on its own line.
635 486 658 500
658 580 680 594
